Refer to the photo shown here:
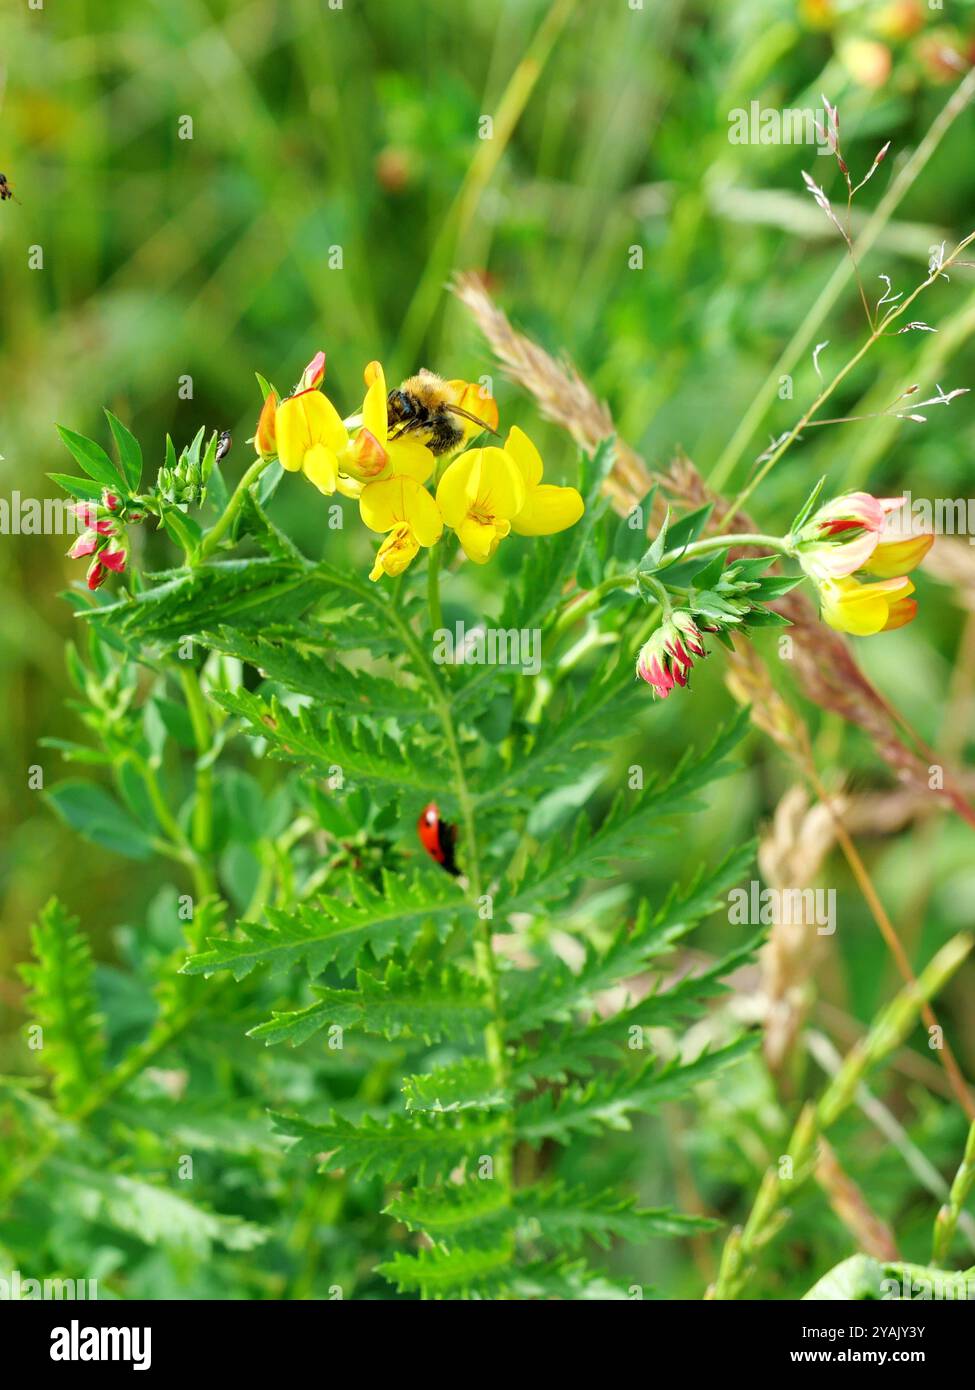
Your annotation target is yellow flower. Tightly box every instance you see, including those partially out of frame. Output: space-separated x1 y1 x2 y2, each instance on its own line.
276 388 349 495
436 446 527 564
503 426 585 535
360 475 443 582
820 575 917 635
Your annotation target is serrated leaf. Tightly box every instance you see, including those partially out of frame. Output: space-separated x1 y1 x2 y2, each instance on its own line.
19 899 106 1112
86 556 329 645
513 1182 718 1249
505 714 749 912
514 1036 758 1146
376 1242 515 1299
213 688 450 795
272 1108 505 1185
184 871 473 979
249 957 490 1046
402 1059 506 1113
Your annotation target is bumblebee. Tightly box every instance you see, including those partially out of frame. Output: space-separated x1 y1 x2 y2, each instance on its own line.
387 370 499 457
0 173 19 203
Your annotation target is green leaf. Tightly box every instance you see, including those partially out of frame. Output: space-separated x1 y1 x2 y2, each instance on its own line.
790 475 827 536
19 899 106 1112
402 1059 506 1113
512 1182 718 1249
86 556 329 644
104 411 143 491
272 1108 505 1185
384 1180 512 1238
509 935 761 1085
514 1036 758 1146
638 506 671 573
249 957 491 1046
48 472 103 501
202 627 424 719
504 846 755 1035
46 780 156 860
214 689 450 795
184 871 473 979
52 1161 268 1255
56 427 122 489
376 1243 515 1300
505 714 749 912
664 502 714 553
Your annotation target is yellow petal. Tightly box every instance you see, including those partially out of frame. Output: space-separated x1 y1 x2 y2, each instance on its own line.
276 390 347 471
512 483 584 536
302 444 339 495
386 436 435 484
437 452 480 528
504 425 543 489
457 515 499 564
361 369 388 445
863 532 933 579
369 523 419 581
821 576 913 636
461 384 499 434
336 473 364 499
473 446 527 519
403 480 443 547
360 476 443 546
882 596 918 630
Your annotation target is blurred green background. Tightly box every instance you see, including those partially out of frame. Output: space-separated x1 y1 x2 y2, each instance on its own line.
3 0 975 1296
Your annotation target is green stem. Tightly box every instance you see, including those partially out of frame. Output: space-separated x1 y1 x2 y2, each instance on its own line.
932 1117 975 1265
178 665 215 885
197 455 274 562
548 533 791 644
386 603 512 1198
671 532 790 559
427 542 444 634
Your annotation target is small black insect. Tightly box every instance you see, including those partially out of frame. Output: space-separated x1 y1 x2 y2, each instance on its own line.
215 430 232 463
0 173 20 204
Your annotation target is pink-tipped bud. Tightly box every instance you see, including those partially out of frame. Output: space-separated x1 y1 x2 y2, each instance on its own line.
67 530 100 560
86 558 107 590
70 500 100 528
298 350 326 392
98 545 127 574
636 611 709 699
101 489 121 511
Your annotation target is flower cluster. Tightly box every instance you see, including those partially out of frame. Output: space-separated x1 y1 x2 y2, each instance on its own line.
66 491 132 590
794 491 933 635
254 352 585 581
